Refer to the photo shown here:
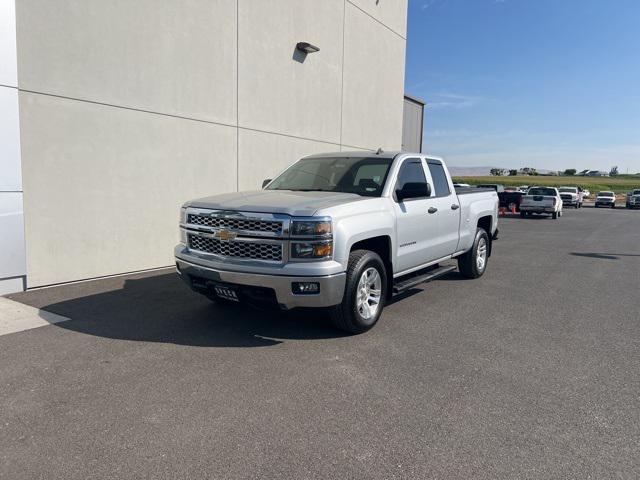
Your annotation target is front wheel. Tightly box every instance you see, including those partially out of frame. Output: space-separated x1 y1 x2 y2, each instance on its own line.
329 250 387 334
458 228 489 279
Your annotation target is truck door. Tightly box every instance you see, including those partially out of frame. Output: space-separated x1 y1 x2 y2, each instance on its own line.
425 159 461 257
393 158 442 273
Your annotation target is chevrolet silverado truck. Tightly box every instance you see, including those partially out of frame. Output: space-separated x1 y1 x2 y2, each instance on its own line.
175 151 498 334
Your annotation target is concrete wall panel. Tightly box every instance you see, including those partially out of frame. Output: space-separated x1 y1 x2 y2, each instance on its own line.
238 129 336 191
16 0 237 125
0 192 26 282
341 4 406 151
0 0 18 87
347 0 408 38
238 0 343 143
20 92 237 287
0 86 22 191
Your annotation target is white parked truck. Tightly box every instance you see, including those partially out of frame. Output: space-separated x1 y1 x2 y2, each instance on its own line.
519 187 563 219
175 152 499 333
558 186 583 208
595 191 616 208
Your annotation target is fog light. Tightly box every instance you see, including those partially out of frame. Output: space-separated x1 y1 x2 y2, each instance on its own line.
292 282 320 294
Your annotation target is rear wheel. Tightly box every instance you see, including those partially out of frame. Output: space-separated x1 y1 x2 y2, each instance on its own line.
329 250 387 334
458 228 489 279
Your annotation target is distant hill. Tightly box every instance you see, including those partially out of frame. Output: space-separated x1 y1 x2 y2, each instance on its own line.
448 166 496 176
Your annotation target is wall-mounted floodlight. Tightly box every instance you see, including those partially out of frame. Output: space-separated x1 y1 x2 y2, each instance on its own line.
296 42 320 54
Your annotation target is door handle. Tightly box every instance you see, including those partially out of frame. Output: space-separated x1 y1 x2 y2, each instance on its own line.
451 204 460 210
428 207 438 214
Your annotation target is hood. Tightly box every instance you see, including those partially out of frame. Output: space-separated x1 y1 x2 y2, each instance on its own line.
186 190 367 216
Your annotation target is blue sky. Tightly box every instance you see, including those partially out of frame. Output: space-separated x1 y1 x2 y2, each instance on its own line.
404 0 640 173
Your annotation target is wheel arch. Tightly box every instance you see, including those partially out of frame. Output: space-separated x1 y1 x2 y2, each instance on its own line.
477 215 493 256
350 235 393 298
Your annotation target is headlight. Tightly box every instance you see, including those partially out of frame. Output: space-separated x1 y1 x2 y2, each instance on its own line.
290 219 332 237
179 207 187 224
291 241 332 259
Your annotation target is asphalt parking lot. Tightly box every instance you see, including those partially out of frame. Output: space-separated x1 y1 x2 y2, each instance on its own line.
2 207 639 479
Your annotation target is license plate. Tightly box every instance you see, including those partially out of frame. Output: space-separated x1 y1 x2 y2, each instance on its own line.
213 285 239 302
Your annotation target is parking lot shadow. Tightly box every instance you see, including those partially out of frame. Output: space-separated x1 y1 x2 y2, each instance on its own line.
571 252 640 260
28 273 348 348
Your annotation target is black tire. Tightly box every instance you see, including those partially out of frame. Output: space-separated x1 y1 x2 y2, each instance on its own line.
458 228 489 279
329 250 387 334
520 211 526 218
612 204 615 209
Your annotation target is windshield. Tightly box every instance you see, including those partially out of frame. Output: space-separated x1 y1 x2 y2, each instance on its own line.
528 188 556 196
266 156 393 197
598 192 614 197
633 190 640 195
559 188 577 193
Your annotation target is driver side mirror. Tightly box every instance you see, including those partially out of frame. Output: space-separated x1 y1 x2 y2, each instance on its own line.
396 182 431 202
262 179 272 189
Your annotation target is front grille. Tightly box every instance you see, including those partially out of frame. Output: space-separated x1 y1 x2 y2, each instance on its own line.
560 195 573 200
187 214 282 234
188 234 282 262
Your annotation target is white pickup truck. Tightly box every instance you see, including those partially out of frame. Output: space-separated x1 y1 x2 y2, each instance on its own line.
175 151 498 333
520 187 563 219
558 186 583 208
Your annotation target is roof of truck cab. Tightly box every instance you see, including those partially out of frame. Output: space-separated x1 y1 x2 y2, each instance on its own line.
303 151 441 161
303 151 401 159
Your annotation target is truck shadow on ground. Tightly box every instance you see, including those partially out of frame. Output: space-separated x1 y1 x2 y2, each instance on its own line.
571 252 640 260
35 273 352 348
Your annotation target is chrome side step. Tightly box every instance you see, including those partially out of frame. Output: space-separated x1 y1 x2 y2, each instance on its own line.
392 265 457 294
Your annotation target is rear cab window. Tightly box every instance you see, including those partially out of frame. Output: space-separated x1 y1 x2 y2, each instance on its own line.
528 188 556 196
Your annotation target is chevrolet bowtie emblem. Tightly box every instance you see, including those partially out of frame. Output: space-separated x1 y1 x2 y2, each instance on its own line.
214 229 237 242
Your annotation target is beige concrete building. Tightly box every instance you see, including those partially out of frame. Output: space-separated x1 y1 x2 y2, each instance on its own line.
0 0 410 293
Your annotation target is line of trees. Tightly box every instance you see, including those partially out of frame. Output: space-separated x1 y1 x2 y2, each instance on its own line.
490 166 622 177
490 167 538 176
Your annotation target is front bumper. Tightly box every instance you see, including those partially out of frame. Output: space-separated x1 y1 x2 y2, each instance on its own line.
595 201 614 207
175 257 346 309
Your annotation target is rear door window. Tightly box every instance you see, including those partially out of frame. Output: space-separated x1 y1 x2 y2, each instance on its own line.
427 161 451 197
